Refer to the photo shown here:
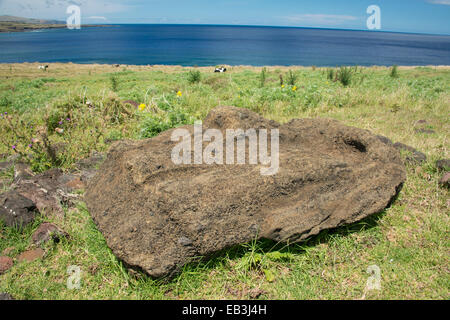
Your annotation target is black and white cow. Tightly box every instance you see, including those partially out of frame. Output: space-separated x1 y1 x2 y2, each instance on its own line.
214 67 227 73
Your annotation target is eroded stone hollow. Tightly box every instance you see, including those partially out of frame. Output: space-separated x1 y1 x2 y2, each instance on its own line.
85 106 406 279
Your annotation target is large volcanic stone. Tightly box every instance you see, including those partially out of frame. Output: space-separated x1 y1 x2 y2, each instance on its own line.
85 106 406 279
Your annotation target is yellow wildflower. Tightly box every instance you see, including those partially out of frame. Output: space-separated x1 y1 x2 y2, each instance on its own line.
292 86 297 91
281 84 285 88
177 91 182 97
138 103 146 111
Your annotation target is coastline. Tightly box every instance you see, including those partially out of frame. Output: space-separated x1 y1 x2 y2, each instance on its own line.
1 62 449 70
0 22 111 33
1 62 449 81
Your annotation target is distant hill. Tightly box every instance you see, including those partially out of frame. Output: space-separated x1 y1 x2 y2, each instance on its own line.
0 15 65 25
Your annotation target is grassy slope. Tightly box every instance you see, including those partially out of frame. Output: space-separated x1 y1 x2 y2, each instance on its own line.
0 22 68 33
0 63 448 299
0 22 109 33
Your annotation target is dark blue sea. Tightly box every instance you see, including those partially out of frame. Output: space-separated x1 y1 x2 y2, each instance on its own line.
0 24 449 66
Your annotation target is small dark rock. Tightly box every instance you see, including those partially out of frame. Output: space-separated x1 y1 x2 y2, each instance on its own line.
12 168 82 217
436 159 450 172
0 292 15 300
0 256 13 274
32 222 68 245
122 100 139 107
393 142 427 165
17 248 45 263
248 288 266 299
32 168 64 192
0 191 37 228
13 181 64 217
34 169 83 192
439 172 450 189
376 135 393 146
88 263 99 275
414 128 435 134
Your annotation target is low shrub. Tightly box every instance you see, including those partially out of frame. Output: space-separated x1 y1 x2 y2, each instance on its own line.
187 70 202 84
327 68 335 80
390 65 399 78
337 66 352 86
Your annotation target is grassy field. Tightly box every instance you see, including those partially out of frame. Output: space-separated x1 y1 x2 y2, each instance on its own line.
0 63 448 300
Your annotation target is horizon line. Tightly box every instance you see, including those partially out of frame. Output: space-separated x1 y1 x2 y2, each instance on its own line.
2 14 449 36
86 22 450 37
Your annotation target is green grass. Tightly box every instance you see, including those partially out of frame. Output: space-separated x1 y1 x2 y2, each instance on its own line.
0 64 449 300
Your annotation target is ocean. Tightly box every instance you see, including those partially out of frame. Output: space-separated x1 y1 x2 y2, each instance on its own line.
0 24 449 66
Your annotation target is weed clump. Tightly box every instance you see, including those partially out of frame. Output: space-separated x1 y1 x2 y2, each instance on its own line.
0 94 138 172
337 66 352 86
287 70 298 86
140 108 192 138
390 65 399 78
187 70 202 84
327 68 335 80
259 68 267 88
101 95 134 124
110 75 119 92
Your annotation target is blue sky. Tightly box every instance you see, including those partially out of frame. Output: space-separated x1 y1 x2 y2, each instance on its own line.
0 0 449 35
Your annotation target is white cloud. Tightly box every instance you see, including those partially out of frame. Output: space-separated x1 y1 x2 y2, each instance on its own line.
87 16 107 20
284 14 359 26
427 0 450 4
